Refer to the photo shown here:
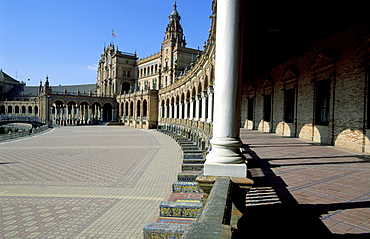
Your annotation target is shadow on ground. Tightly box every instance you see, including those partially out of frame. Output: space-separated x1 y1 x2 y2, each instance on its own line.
232 144 370 239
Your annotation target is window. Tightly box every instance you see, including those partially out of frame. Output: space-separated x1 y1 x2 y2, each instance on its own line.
263 94 272 122
315 79 330 125
247 98 254 121
284 88 295 123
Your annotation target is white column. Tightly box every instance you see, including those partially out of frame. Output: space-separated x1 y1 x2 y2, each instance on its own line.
189 100 194 119
201 93 207 122
204 0 246 178
100 108 103 121
195 96 200 120
208 88 214 123
111 109 115 121
184 101 188 119
179 102 183 119
169 104 173 118
174 103 178 119
88 107 92 123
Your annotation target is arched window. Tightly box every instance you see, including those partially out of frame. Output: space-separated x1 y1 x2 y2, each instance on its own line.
21 106 26 114
15 106 20 114
8 106 12 114
28 106 32 114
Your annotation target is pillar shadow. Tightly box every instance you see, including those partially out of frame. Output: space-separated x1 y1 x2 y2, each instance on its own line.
232 144 370 238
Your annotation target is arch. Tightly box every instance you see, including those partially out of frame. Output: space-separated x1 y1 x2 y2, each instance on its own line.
21 106 26 114
137 100 141 117
34 106 39 115
130 101 134 117
197 82 203 95
14 105 20 114
143 99 148 118
125 101 129 117
161 99 165 118
0 105 5 114
102 103 113 121
28 106 33 114
121 82 131 94
8 105 13 114
120 102 124 116
166 98 170 118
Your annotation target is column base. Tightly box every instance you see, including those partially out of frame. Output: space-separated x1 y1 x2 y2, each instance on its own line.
203 162 247 178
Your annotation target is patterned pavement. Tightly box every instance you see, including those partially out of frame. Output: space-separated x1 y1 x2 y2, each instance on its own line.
240 129 370 237
0 126 182 238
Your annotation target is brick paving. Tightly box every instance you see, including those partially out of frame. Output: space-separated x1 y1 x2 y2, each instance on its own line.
239 129 370 238
0 126 182 238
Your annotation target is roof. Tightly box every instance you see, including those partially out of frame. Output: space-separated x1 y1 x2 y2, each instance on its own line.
49 84 96 94
0 69 19 84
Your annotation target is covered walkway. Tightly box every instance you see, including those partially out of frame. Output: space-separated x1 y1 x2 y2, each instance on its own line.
237 129 370 237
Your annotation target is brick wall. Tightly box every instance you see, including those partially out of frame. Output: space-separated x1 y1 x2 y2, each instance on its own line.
242 21 370 153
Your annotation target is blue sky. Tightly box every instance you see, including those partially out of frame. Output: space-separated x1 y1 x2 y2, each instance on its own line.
0 0 212 86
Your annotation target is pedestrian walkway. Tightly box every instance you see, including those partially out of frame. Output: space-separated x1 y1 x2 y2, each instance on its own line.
237 129 370 238
0 126 183 238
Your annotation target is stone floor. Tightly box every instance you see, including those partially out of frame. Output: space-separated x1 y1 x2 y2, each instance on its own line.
0 126 182 239
237 129 370 238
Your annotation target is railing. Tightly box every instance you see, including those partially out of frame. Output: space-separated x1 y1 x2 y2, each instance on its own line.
50 91 114 98
0 114 45 124
0 124 49 141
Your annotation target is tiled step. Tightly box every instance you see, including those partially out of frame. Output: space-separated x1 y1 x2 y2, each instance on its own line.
182 163 204 171
159 201 202 218
167 192 203 202
156 217 196 224
142 222 189 239
183 158 205 164
172 181 203 193
177 171 199 181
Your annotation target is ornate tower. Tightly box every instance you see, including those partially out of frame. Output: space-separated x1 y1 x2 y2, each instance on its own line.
161 1 187 87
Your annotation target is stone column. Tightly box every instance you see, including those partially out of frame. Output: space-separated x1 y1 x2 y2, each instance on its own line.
174 103 178 119
179 102 183 119
201 92 207 122
189 99 194 119
184 101 189 119
208 88 214 123
204 0 246 177
100 108 103 121
195 96 200 120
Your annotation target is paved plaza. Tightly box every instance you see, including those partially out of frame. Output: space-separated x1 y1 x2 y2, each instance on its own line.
239 129 370 237
0 126 183 238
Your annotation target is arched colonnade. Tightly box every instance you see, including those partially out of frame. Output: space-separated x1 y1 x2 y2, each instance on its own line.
51 100 114 126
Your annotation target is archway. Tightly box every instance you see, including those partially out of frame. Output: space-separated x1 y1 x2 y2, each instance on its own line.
121 82 131 94
102 103 113 122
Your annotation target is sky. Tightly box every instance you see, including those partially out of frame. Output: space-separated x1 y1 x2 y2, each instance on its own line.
0 0 212 86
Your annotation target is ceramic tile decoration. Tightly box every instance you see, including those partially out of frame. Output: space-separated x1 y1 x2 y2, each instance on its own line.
159 201 202 218
142 222 189 239
172 181 203 193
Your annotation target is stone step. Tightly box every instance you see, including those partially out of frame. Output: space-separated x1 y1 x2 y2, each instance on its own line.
172 182 203 194
183 158 205 164
167 192 203 202
142 222 189 239
159 201 202 218
177 171 199 182
182 164 204 171
156 217 196 224
183 153 204 160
